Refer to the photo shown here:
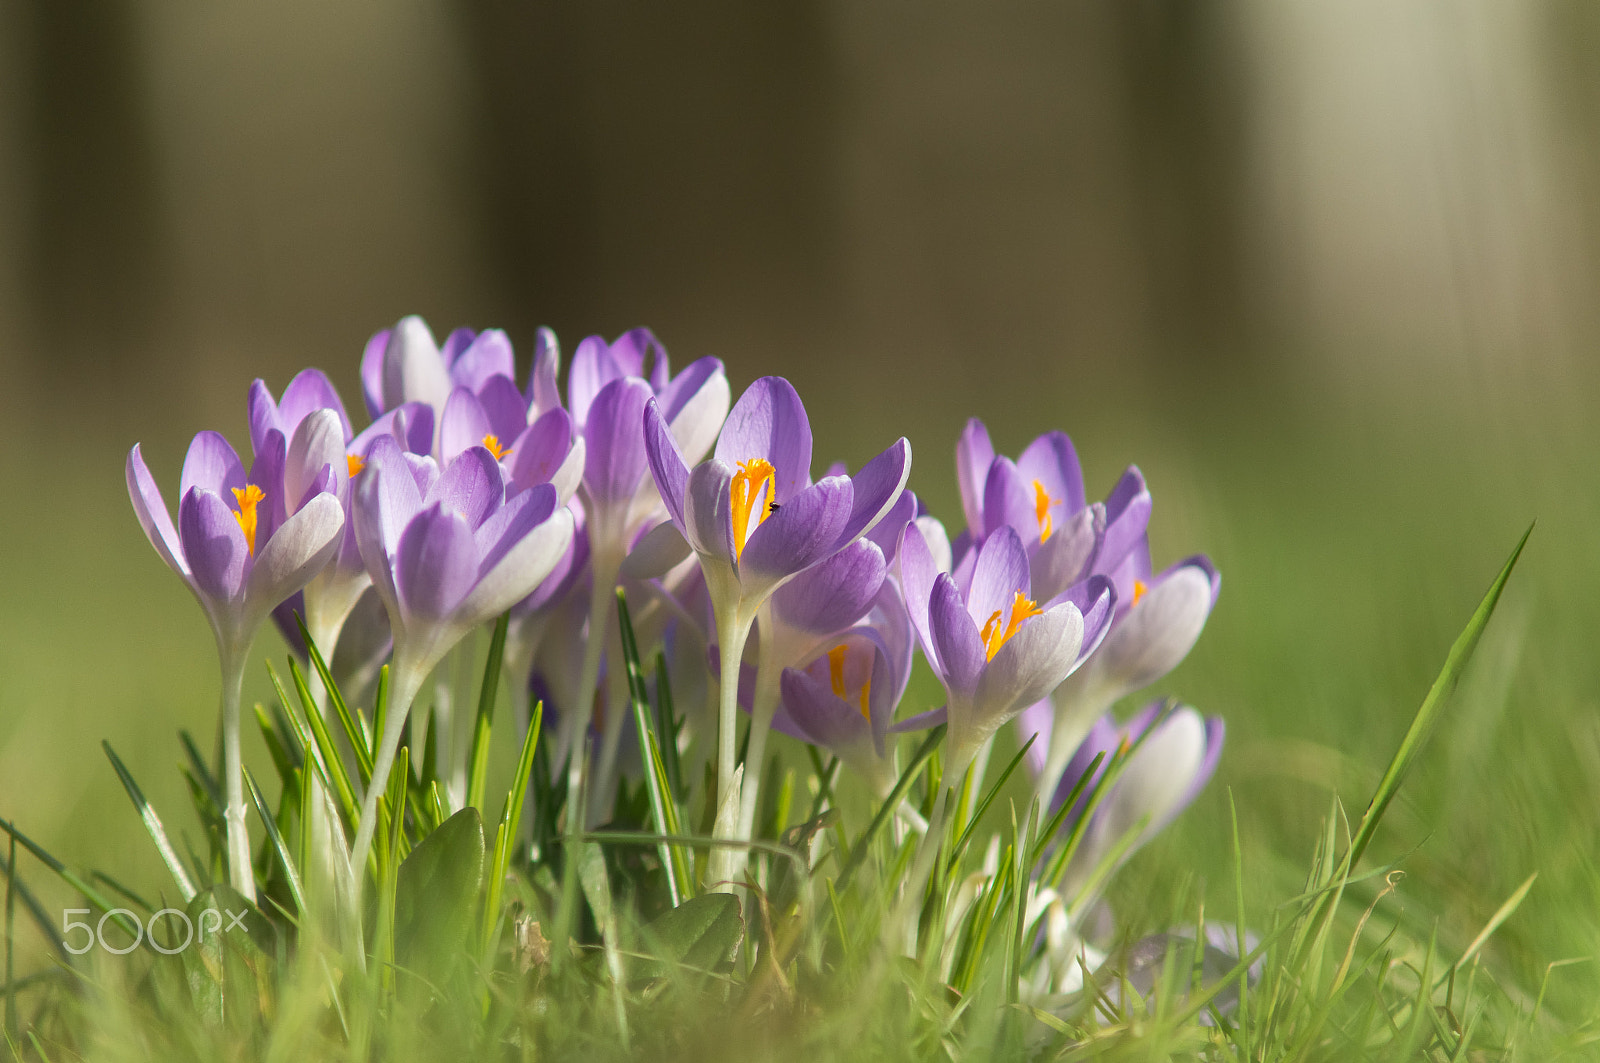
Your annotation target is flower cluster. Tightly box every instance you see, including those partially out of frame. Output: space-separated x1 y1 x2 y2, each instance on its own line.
128 316 1221 903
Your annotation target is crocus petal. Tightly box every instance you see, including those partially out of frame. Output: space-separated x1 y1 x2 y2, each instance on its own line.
863 488 917 564
352 440 421 611
396 504 478 620
738 475 852 587
361 328 390 417
643 398 690 527
181 430 245 500
285 409 345 515
478 375 529 442
507 408 575 491
772 539 885 636
780 668 870 754
527 327 561 417
440 327 476 368
833 437 911 549
1049 711 1121 820
1058 574 1117 663
248 430 288 541
1031 503 1102 603
1099 707 1207 842
582 378 654 505
1016 698 1055 775
451 329 516 392
247 379 282 458
981 457 1037 543
929 573 985 698
683 461 736 562
567 335 618 428
126 444 189 579
278 369 351 442
974 602 1084 725
714 376 812 502
610 327 669 390
659 356 730 465
1099 467 1152 576
455 507 576 625
245 492 344 614
1187 716 1226 811
966 526 1029 630
1095 562 1215 691
1017 430 1086 517
180 488 248 603
475 483 558 574
897 520 942 674
382 316 451 414
440 388 493 464
956 418 995 537
621 520 692 580
428 446 504 531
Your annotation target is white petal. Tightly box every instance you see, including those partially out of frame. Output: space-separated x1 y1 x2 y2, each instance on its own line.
455 508 576 626
245 493 345 622
549 436 586 506
668 371 731 465
286 408 346 510
1098 566 1213 694
620 519 691 580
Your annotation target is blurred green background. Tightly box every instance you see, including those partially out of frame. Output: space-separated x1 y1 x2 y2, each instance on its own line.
1 0 1598 1021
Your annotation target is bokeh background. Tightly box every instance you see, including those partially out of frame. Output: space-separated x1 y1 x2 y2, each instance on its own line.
2 0 1598 1018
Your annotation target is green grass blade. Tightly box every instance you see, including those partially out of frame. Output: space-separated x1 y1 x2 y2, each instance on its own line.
270 660 360 833
0 818 137 938
178 729 222 810
483 700 543 955
949 734 1036 867
292 611 374 767
1450 871 1536 976
653 653 684 799
101 741 198 904
616 588 684 907
288 653 372 787
1346 523 1531 869
242 766 308 919
836 724 946 893
466 613 510 813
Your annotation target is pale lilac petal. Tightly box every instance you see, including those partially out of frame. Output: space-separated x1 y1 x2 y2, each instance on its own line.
440 387 493 465
1031 503 1103 603
1099 467 1151 575
278 369 351 441
247 379 281 458
780 668 870 755
956 418 995 536
428 446 504 530
440 327 476 368
897 521 941 673
1096 562 1215 691
981 457 1036 543
1049 711 1121 820
1017 431 1085 517
582 378 653 505
181 430 245 501
966 526 1029 631
245 492 343 613
507 408 575 493
620 520 692 580
930 573 984 698
567 335 618 428
352 448 406 612
863 488 917 564
659 356 730 465
478 375 529 442
643 398 690 527
1057 574 1116 664
382 316 451 414
548 437 585 506
714 376 812 501
456 507 576 625
833 437 911 548
772 540 885 636
915 515 953 576
475 483 558 573
405 452 440 500
126 444 188 579
396 504 477 619
975 602 1084 724
527 327 561 417
866 583 915 697
609 328 669 390
739 476 852 584
180 488 248 603
361 328 390 417
247 431 288 541
891 706 947 733
285 409 345 516
1187 716 1225 810
683 461 736 563
451 329 515 392
517 520 586 614
1016 698 1055 775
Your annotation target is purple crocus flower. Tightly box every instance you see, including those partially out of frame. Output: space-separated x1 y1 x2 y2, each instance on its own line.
360 316 522 433
440 383 586 505
347 436 576 876
1024 700 1223 892
558 330 730 787
899 518 1114 780
643 376 911 878
127 429 345 900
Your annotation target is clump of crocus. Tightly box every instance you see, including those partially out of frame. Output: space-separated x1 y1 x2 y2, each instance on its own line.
127 428 345 900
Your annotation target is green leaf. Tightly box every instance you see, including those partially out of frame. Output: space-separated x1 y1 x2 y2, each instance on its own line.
635 894 743 982
180 884 276 1029
242 767 306 919
836 724 946 893
394 808 485 978
616 588 689 905
466 613 510 813
102 741 198 904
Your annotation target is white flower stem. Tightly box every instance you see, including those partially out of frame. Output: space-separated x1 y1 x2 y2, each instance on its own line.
558 548 620 800
348 656 428 903
734 601 782 852
707 601 755 892
217 647 256 903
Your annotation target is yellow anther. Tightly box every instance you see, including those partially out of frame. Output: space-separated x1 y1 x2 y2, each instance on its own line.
231 484 266 556
729 458 777 561
346 453 366 478
1032 479 1056 542
1132 579 1148 607
482 433 512 461
979 591 1043 661
859 675 872 721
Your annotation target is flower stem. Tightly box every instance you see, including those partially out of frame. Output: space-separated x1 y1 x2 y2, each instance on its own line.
708 601 755 892
217 648 255 902
348 657 427 900
734 602 782 853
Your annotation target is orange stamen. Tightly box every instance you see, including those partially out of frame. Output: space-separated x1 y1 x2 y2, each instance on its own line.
1132 579 1148 607
827 644 849 698
346 453 366 478
1032 479 1056 542
482 433 512 461
979 591 1044 661
231 484 266 556
859 675 872 721
729 458 777 561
